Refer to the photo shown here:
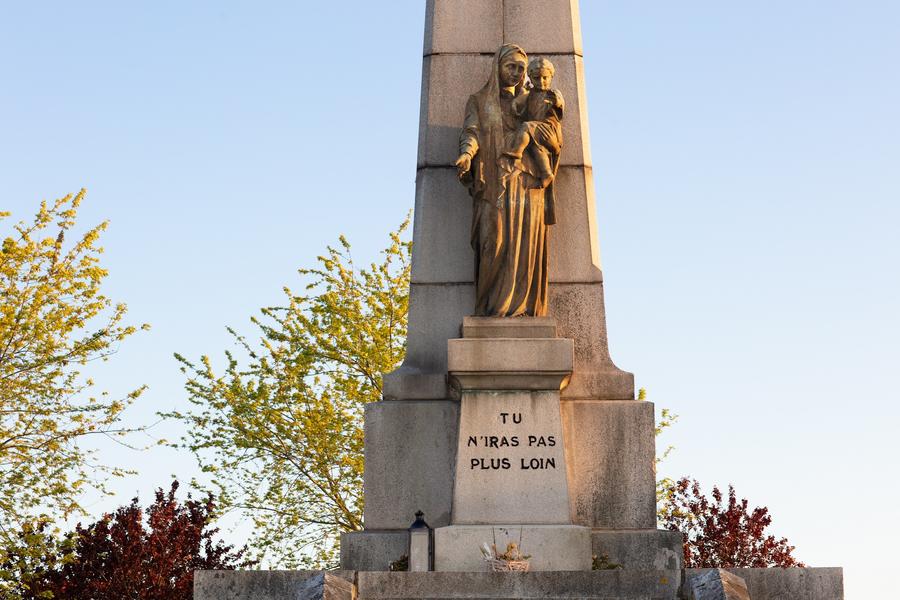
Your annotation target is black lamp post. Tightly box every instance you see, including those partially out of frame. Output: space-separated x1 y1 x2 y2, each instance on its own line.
408 510 433 571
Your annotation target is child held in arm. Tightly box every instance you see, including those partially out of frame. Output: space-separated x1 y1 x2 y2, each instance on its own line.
502 57 564 189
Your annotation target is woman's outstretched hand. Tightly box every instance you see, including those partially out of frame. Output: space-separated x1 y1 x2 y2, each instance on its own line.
455 154 472 178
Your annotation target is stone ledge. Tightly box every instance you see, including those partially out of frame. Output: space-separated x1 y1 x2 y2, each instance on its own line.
196 568 843 600
461 316 557 339
194 570 355 600
357 570 679 598
448 338 574 391
447 338 575 375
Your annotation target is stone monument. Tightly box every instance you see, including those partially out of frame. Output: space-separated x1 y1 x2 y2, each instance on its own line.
195 1 845 598
341 0 680 573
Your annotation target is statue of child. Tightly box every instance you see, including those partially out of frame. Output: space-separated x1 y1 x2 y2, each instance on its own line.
502 57 564 189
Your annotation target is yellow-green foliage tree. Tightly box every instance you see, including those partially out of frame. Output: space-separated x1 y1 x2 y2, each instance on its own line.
0 191 147 594
167 221 410 568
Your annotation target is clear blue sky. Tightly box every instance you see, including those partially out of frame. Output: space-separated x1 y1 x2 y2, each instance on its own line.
2 2 897 597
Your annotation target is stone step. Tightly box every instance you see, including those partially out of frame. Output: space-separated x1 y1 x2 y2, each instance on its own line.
355 571 680 599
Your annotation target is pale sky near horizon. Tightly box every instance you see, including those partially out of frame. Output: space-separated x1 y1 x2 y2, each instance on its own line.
2 2 898 598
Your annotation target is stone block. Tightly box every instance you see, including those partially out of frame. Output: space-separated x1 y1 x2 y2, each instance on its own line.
561 400 657 529
417 54 493 169
194 571 354 600
410 167 474 285
591 529 683 571
687 568 845 600
461 316 557 338
340 530 408 571
684 569 750 600
384 281 474 399
356 570 681 598
451 391 571 524
448 338 573 390
549 166 602 283
424 0 502 55
448 338 573 374
550 282 635 399
503 0 583 56
296 572 356 600
362 400 458 529
382 366 448 402
433 524 592 572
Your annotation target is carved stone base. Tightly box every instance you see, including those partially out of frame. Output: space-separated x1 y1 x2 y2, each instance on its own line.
433 524 592 572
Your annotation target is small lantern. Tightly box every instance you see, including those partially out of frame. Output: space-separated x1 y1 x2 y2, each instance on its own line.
408 510 433 571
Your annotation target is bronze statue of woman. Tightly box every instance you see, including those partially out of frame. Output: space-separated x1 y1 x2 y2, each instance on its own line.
455 44 559 318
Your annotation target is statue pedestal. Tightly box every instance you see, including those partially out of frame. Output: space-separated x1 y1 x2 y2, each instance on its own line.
434 317 591 572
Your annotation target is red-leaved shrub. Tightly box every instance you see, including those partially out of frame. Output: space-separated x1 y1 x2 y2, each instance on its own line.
660 477 803 568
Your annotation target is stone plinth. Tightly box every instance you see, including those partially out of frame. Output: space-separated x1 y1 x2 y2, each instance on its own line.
451 390 571 524
433 322 591 572
461 315 557 338
434 525 591 572
448 337 573 391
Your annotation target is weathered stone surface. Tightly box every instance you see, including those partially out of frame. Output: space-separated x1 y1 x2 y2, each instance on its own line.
503 0 583 55
550 282 635 400
362 401 458 529
357 570 680 598
417 54 493 170
340 530 408 571
684 569 750 600
384 282 473 400
461 316 557 339
548 167 602 283
562 400 656 529
591 529 683 571
194 571 354 600
448 338 571 372
451 390 571 524
410 168 474 285
433 525 592 572
297 572 356 600
424 0 502 55
197 567 842 599
691 568 845 600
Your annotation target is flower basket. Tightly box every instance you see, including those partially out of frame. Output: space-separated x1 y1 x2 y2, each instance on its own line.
486 558 530 572
480 533 531 572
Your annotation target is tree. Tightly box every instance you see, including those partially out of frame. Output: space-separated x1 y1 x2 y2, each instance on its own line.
647 388 679 509
659 477 804 568
11 481 251 599
165 220 410 568
0 192 148 595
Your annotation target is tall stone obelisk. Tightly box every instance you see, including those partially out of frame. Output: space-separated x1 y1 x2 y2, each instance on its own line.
341 0 681 572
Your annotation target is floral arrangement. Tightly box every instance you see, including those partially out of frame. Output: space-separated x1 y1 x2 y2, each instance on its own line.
480 541 531 572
